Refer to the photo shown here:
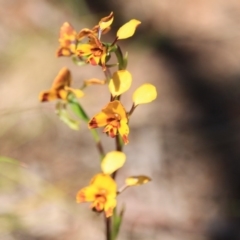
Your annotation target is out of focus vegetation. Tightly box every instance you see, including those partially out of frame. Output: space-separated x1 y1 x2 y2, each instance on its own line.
1 0 240 239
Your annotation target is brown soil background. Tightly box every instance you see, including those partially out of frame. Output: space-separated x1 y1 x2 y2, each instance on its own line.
1 0 240 239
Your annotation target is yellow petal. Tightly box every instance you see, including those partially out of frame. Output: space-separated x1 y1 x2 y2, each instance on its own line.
90 173 117 195
84 78 106 86
102 101 127 120
57 22 77 56
104 197 116 218
99 12 114 30
125 175 152 186
103 124 118 138
59 22 77 40
108 70 132 96
101 151 126 174
58 89 68 100
76 185 98 203
77 44 93 56
118 120 129 145
65 87 84 98
88 112 109 128
116 19 141 40
132 84 157 105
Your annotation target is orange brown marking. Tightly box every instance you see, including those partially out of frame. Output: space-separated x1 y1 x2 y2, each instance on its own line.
89 118 98 128
39 92 50 102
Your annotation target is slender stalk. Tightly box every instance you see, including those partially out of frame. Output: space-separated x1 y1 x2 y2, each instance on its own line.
105 216 112 240
104 44 125 240
69 98 105 160
104 67 112 83
112 135 123 179
90 129 105 160
114 45 124 70
128 103 137 117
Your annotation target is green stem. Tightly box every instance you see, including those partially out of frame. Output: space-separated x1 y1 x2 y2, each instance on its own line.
90 129 105 160
69 98 105 160
112 135 123 179
114 45 124 70
104 67 112 83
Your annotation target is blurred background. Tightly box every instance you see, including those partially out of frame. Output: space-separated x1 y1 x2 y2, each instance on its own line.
1 0 240 239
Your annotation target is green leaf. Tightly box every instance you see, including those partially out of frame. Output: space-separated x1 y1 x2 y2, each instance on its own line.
111 205 125 240
0 156 20 165
67 94 89 122
56 103 80 130
69 101 89 122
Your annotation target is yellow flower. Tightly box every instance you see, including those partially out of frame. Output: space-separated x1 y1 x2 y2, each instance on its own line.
76 12 114 70
56 22 78 57
77 35 107 70
76 151 126 217
39 68 84 102
88 100 129 144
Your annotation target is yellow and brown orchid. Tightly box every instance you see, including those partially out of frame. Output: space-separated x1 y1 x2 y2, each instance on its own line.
76 12 141 70
56 22 78 57
76 151 126 217
88 100 129 144
75 12 114 70
77 35 108 70
39 67 84 102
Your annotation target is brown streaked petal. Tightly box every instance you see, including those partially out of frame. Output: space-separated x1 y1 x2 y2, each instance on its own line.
99 12 114 30
51 68 72 90
39 90 58 102
78 28 95 40
76 185 98 203
88 112 109 129
104 197 116 218
88 56 100 66
89 117 98 128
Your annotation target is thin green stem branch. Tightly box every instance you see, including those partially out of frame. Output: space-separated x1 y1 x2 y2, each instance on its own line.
69 98 105 160
90 129 105 160
112 134 123 179
114 45 124 70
